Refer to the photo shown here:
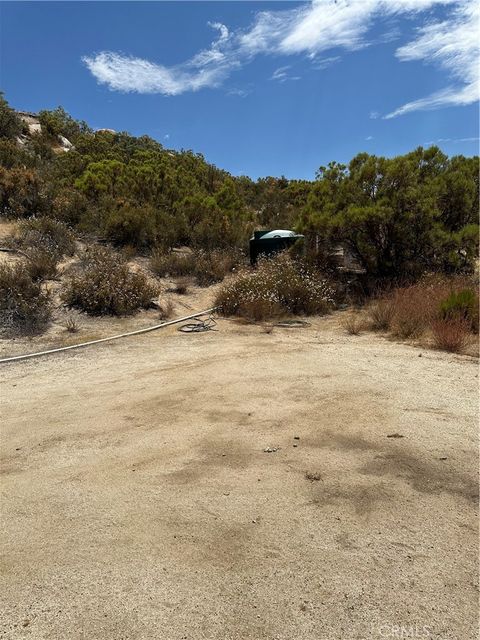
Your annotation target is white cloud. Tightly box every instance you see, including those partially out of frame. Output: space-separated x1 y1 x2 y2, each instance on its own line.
311 55 341 70
365 135 374 140
424 136 479 145
385 1 479 117
82 22 235 95
227 87 252 98
271 65 290 81
164 134 170 140
370 110 380 119
83 0 479 118
271 65 301 82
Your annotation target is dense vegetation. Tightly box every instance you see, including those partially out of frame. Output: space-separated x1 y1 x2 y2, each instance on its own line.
1 93 478 284
0 94 478 351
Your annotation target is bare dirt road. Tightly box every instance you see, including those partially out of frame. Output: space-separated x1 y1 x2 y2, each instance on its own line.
1 315 478 640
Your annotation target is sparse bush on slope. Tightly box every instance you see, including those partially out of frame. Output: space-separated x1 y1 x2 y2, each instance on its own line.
216 253 334 320
150 248 242 286
25 247 59 281
0 262 52 335
62 246 159 315
17 217 75 257
150 249 196 278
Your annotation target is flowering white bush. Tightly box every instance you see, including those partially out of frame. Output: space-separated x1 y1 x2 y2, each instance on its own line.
216 253 334 320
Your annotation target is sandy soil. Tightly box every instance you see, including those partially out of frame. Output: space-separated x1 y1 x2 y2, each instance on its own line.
1 308 478 640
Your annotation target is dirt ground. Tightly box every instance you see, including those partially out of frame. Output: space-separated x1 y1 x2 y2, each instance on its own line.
0 304 478 640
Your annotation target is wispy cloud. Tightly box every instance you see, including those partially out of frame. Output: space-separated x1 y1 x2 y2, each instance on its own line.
82 22 237 95
271 65 301 82
83 0 479 118
311 55 341 70
227 87 252 98
369 110 380 119
365 135 374 140
271 65 290 81
424 136 479 145
385 1 479 118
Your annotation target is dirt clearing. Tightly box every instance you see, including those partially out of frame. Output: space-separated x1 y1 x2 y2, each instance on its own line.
0 316 478 639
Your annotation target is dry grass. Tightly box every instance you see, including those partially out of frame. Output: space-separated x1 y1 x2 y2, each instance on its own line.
261 323 275 334
158 299 174 320
390 280 452 338
171 278 189 295
342 312 364 335
150 250 195 278
238 300 283 323
64 316 80 333
364 275 478 353
431 318 470 353
368 298 396 331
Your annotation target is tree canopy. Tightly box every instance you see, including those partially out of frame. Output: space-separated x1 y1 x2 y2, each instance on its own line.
0 94 478 281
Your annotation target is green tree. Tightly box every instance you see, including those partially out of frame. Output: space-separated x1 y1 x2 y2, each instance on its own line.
0 93 22 140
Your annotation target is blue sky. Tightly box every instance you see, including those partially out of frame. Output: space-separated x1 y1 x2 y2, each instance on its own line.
1 1 478 179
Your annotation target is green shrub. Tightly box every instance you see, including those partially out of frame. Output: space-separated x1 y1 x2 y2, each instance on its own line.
0 93 22 140
37 106 91 143
439 289 478 332
216 253 334 320
62 246 159 316
0 262 52 335
104 206 157 249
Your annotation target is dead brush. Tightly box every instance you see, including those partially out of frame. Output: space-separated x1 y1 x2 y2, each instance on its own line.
261 323 275 334
367 298 395 331
64 315 80 333
0 262 52 336
171 278 189 295
390 282 448 339
342 312 364 335
431 317 470 353
150 249 196 278
17 217 75 257
238 299 284 323
158 299 174 320
62 246 159 316
25 248 59 281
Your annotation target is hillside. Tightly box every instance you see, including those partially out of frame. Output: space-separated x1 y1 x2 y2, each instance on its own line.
0 93 479 640
1 93 478 280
